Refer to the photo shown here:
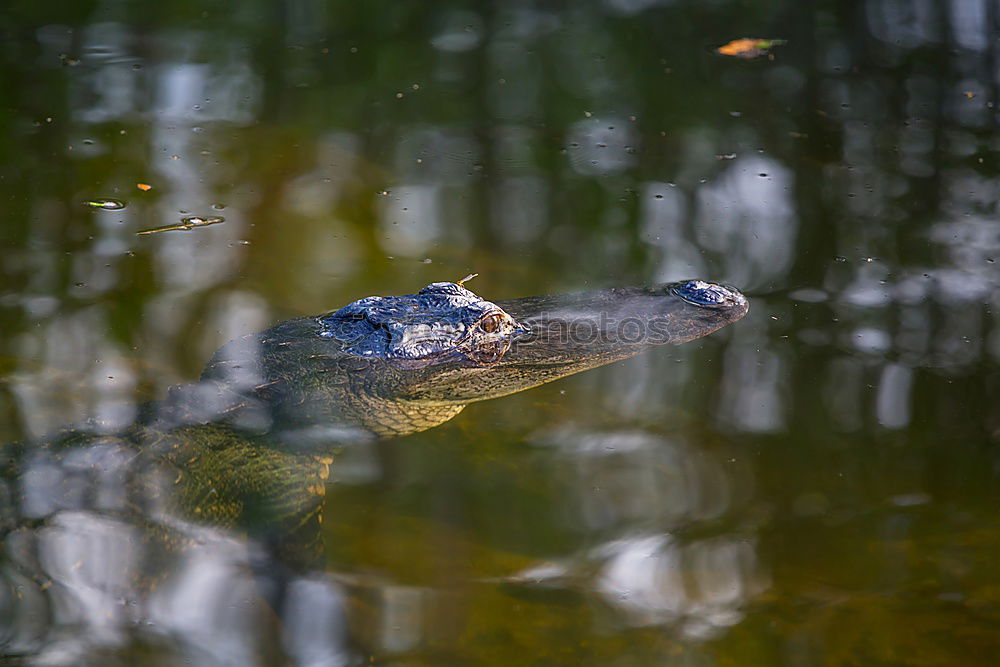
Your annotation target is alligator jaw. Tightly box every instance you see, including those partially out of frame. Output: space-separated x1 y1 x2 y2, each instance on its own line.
399 281 748 405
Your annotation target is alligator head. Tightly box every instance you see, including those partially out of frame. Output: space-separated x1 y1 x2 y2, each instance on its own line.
199 280 749 443
316 281 529 365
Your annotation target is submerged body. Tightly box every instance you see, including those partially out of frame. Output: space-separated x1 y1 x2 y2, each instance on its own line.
0 279 747 657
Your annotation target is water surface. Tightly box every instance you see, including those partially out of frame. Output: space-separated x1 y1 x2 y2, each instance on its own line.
1 1 998 665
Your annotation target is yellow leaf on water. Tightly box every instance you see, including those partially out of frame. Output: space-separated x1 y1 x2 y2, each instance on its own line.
717 38 786 59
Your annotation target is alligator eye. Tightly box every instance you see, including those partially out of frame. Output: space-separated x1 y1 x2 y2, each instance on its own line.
479 313 504 334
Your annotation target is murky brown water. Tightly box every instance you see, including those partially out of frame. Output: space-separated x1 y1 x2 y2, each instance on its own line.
1 1 998 665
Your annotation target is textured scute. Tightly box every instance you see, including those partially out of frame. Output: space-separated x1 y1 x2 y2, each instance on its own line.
316 282 520 359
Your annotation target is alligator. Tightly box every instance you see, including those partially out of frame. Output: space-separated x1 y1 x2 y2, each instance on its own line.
0 279 748 658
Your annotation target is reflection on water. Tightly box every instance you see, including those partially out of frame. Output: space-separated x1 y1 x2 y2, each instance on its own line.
2 0 999 663
521 428 768 639
0 424 768 663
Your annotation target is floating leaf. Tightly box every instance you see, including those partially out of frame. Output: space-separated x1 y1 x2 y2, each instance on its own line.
136 215 225 235
717 38 786 59
85 198 126 210
136 183 152 191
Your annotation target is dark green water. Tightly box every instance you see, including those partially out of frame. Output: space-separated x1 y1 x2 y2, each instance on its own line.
1 1 998 665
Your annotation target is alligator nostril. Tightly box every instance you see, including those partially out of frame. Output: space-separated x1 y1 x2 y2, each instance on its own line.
672 280 738 307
